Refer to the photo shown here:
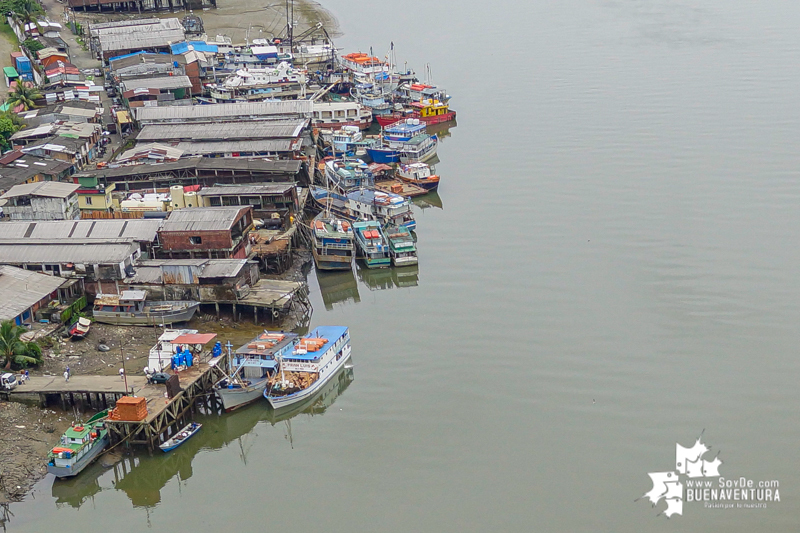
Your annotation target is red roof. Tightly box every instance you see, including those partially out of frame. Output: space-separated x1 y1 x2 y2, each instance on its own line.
0 150 24 165
172 333 217 345
183 184 201 193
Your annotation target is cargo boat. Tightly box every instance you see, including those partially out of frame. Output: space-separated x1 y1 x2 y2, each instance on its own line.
47 410 109 478
353 220 391 268
383 222 418 266
396 162 440 191
215 332 298 411
264 326 352 410
311 211 355 271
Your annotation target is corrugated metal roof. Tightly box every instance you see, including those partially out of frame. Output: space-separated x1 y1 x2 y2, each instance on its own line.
199 183 294 196
121 76 193 91
98 29 187 53
0 181 79 199
136 120 306 141
0 240 138 264
161 207 249 232
0 265 67 321
132 101 313 122
175 139 299 155
0 220 164 241
197 259 248 279
75 157 302 179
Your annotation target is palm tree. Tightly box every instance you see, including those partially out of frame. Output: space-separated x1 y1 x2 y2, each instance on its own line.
6 83 41 111
11 0 44 26
0 320 42 369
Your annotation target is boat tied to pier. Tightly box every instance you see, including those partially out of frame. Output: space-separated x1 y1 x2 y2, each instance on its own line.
159 422 202 452
47 410 109 478
264 326 352 409
311 211 355 271
383 222 418 266
353 220 391 269
396 162 440 191
215 332 299 411
92 290 200 326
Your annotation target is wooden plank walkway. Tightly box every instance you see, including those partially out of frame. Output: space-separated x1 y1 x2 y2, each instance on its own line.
6 375 147 395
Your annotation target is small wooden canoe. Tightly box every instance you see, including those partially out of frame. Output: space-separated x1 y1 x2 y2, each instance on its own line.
159 422 201 452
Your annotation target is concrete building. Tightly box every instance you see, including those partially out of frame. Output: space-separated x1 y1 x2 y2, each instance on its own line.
75 175 116 214
0 181 80 220
157 206 253 259
0 239 142 294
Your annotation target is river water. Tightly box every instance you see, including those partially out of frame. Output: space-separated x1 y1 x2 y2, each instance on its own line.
8 1 800 531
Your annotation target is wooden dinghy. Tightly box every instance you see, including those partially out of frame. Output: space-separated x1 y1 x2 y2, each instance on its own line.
159 422 202 452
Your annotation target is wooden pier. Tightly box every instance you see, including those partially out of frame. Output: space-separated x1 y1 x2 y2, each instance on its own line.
2 353 229 452
105 356 227 451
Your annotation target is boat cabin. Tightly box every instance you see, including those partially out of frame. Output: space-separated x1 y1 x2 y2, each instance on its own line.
410 99 451 119
94 290 149 314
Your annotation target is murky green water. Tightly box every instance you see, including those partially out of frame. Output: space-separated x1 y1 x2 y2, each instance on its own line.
7 1 800 531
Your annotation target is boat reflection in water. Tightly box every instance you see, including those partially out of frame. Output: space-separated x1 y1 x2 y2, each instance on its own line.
50 364 354 509
356 262 419 290
411 190 443 211
316 269 361 311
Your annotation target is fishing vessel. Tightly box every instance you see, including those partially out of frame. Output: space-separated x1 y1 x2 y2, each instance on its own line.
375 98 457 128
383 223 418 266
311 211 355 271
319 126 376 156
47 410 109 478
92 290 199 326
68 317 91 339
312 101 373 130
324 157 375 192
352 220 391 268
264 326 352 409
159 422 202 452
310 186 417 232
206 62 307 101
396 162 440 191
215 332 299 411
366 119 438 164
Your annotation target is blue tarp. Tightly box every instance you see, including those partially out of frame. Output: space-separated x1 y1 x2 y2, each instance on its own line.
170 41 219 55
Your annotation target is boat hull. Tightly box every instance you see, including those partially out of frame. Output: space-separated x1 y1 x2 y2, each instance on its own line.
392 256 418 267
312 247 354 271
217 377 269 411
397 177 440 191
47 435 109 478
266 344 352 409
365 147 399 164
376 111 457 128
93 302 200 326
159 423 201 452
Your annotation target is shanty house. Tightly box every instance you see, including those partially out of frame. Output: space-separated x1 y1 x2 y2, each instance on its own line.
0 181 79 220
157 206 253 259
0 265 68 325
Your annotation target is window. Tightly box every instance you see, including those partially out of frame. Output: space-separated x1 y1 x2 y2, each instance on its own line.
190 236 202 245
85 196 93 205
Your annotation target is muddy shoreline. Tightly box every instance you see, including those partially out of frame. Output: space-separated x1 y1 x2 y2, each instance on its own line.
0 249 312 502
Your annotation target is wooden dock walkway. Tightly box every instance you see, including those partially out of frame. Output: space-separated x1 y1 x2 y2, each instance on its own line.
2 375 147 410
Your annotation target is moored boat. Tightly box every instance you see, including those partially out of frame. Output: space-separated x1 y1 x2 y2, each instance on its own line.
396 162 440 191
92 290 199 326
310 186 417 232
264 326 352 410
383 223 418 266
376 99 456 128
215 332 299 411
47 410 109 478
311 211 355 271
68 317 91 339
159 422 202 452
353 220 391 268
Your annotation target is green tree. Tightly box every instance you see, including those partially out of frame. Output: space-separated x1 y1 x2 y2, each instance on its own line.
0 117 19 152
22 37 42 53
6 82 41 111
10 0 43 25
0 320 43 369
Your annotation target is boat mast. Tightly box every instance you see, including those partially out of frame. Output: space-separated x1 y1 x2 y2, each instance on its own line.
225 340 233 379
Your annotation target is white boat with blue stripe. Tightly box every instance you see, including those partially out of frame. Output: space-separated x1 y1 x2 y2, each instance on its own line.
265 326 352 410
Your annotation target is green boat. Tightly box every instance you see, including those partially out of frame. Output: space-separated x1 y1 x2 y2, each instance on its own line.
47 410 109 478
353 221 391 269
383 223 418 266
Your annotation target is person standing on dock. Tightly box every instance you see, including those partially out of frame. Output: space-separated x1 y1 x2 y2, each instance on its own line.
119 368 125 380
64 370 69 382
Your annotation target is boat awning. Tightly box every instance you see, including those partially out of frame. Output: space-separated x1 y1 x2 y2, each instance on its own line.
173 333 217 345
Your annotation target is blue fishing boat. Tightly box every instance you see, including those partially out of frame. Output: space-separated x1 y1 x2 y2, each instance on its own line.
264 326 352 410
353 220 391 268
159 422 202 452
310 186 417 232
324 157 375 192
366 119 438 164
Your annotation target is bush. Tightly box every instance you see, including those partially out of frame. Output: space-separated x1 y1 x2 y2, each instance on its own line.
22 38 42 53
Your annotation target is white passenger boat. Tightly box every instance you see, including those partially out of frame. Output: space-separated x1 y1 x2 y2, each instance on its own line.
264 326 352 410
